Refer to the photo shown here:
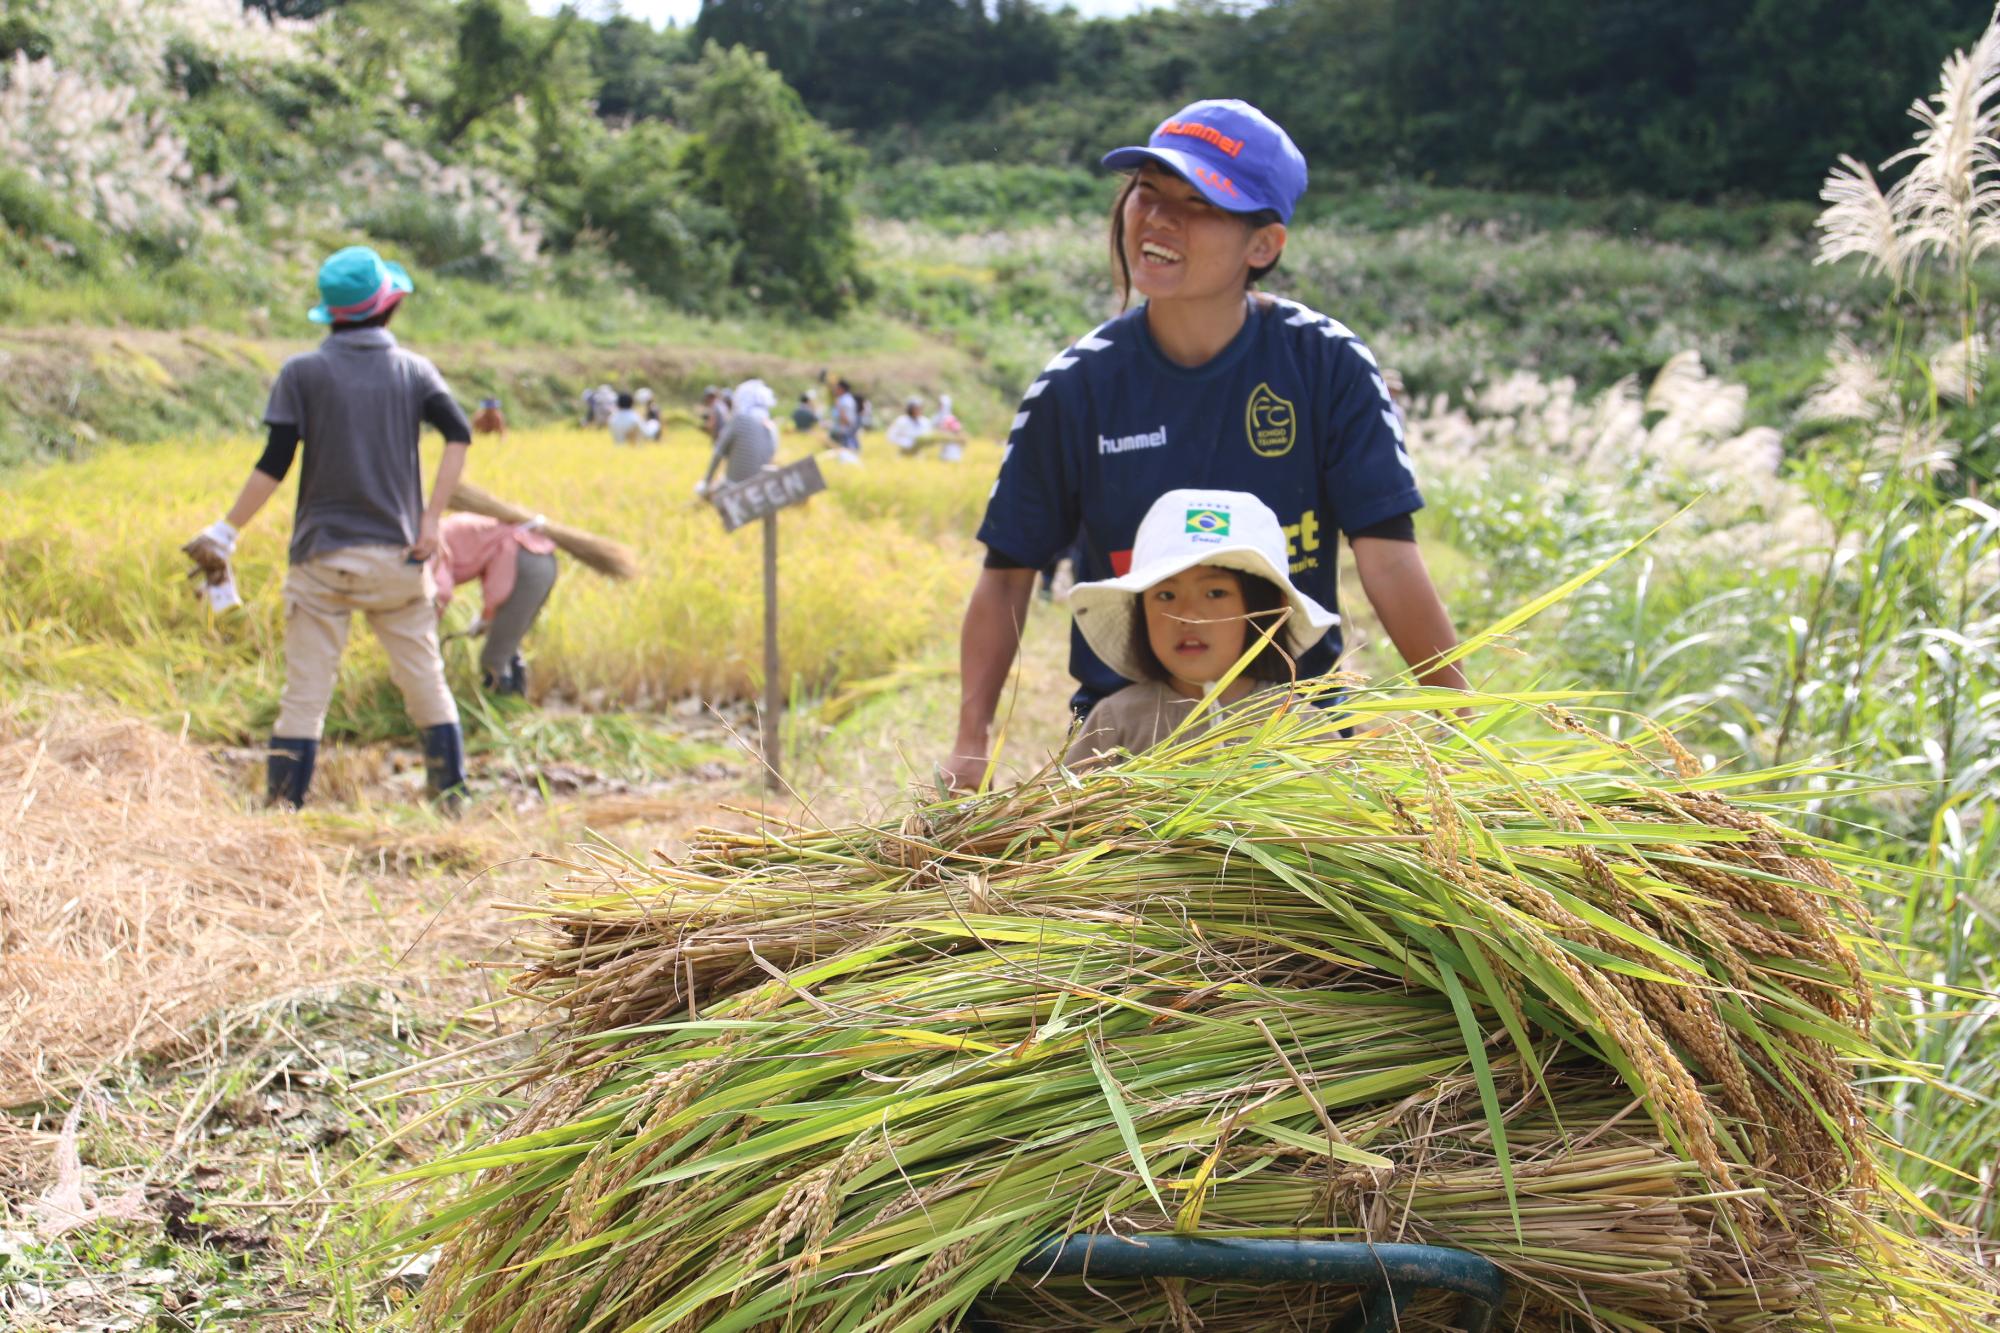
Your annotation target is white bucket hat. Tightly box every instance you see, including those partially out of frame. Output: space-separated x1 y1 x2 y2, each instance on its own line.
1070 489 1337 683
732 378 777 419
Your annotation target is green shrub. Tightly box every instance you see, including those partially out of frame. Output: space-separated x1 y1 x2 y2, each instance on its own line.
0 14 51 61
858 162 1111 231
678 42 864 318
349 192 513 281
561 121 737 310
0 169 109 272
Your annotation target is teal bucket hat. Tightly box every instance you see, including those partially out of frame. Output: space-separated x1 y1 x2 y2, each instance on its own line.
308 245 414 325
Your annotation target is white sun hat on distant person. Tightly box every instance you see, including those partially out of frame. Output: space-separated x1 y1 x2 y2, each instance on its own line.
1070 488 1337 683
733 378 777 419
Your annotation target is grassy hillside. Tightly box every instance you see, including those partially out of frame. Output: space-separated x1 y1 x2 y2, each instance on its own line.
6 192 1938 472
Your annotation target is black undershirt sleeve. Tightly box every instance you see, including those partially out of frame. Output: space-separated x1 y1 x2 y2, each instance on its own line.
1349 512 1417 543
259 396 473 482
256 423 300 481
983 546 1031 570
423 392 473 444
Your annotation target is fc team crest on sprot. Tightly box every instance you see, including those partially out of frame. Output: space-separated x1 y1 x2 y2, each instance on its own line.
1245 382 1296 457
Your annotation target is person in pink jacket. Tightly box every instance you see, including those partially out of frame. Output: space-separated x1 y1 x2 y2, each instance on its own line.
432 513 559 695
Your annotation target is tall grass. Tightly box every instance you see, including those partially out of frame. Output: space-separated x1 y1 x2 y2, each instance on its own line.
1355 18 2000 1232
0 428 1000 743
1415 390 2000 1230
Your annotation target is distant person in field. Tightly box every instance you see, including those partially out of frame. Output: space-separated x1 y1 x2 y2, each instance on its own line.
432 512 559 697
581 383 616 427
697 378 779 494
941 99 1465 788
186 245 471 809
700 386 730 442
472 396 507 440
791 391 820 433
934 393 964 432
608 391 660 444
934 394 966 462
887 395 936 455
829 378 861 460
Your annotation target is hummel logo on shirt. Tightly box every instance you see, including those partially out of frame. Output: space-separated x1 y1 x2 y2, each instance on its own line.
1098 426 1168 455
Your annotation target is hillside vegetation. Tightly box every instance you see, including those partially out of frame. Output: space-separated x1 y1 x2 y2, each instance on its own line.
6 0 1997 473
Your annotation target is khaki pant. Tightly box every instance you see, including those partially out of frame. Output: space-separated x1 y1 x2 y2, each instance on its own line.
275 545 458 739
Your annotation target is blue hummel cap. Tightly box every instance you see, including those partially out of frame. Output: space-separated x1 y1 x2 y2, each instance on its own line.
308 245 414 325
1100 99 1308 223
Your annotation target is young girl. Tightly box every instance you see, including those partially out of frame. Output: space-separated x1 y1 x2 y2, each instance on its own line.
944 98 1464 787
1064 489 1333 765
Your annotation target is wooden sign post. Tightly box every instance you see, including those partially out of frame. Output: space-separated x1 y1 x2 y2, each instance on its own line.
709 457 827 790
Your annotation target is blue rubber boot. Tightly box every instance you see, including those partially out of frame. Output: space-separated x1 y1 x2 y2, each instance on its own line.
266 736 316 810
421 722 467 811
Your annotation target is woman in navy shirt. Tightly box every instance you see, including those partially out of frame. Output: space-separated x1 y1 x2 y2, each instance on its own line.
943 99 1467 787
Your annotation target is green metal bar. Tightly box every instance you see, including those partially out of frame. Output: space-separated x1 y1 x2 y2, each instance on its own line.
1007 1235 1506 1333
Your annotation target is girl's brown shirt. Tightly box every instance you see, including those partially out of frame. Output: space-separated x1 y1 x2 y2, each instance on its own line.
1065 680 1287 767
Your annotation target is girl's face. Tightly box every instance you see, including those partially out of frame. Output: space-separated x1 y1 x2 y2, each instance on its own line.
1143 565 1250 695
1120 165 1286 305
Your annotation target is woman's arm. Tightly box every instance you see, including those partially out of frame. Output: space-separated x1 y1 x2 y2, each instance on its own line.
943 566 1039 789
1351 536 1468 690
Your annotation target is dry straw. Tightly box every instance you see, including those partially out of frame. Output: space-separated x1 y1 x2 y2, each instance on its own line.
448 480 640 580
394 685 1997 1331
0 700 336 1113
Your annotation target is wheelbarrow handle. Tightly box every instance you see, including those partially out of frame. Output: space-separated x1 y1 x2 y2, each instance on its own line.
1013 1236 1506 1333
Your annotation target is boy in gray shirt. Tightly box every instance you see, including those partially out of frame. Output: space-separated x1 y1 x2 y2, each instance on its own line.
186 246 473 809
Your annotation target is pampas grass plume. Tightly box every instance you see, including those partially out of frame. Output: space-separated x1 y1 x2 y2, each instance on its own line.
1816 17 2000 281
1816 154 1914 284
1888 22 2000 272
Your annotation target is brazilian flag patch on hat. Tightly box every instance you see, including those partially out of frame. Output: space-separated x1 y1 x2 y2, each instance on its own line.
1185 507 1231 536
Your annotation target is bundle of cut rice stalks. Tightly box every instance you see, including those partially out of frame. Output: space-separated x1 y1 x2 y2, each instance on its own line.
396 688 1996 1331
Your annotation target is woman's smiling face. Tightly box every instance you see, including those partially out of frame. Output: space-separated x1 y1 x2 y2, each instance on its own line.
1120 165 1285 304
1142 564 1250 695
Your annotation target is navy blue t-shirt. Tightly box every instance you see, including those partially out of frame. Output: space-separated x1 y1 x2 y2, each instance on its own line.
977 295 1423 711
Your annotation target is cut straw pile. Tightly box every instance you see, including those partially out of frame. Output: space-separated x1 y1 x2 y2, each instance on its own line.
402 688 1996 1331
0 701 343 1114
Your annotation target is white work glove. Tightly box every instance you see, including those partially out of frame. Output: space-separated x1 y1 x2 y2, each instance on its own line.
195 519 238 556
205 577 242 613
181 520 241 613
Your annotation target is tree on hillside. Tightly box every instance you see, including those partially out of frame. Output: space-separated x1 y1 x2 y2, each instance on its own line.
242 0 348 17
678 41 863 316
437 0 587 147
1380 0 1993 197
692 0 814 81
692 0 1061 130
568 121 738 306
590 13 690 122
1215 0 1398 176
